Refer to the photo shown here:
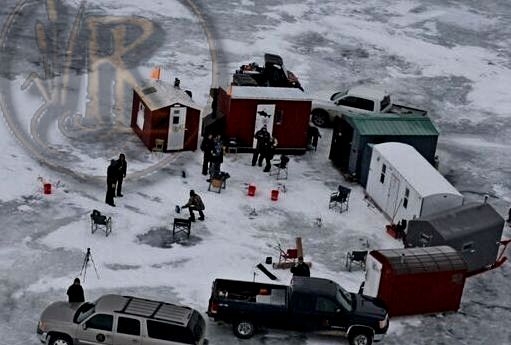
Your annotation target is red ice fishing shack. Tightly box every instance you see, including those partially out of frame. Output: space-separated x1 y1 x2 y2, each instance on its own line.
217 85 312 152
361 246 467 316
131 80 201 152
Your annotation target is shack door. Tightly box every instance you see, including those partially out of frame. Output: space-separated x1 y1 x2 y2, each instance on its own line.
385 173 400 219
253 104 275 148
167 106 186 150
363 255 382 298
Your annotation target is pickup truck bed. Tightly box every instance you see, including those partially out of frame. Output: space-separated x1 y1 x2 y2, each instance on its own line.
388 104 427 117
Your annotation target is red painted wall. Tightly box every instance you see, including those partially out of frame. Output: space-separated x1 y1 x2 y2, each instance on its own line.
219 89 311 150
131 91 200 151
374 254 466 316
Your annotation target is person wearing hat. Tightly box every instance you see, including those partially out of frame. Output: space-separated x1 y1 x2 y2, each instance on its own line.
67 278 85 303
181 190 205 222
290 256 310 277
252 125 271 167
105 159 117 207
115 153 127 197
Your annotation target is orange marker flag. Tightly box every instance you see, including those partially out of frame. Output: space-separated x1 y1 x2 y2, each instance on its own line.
150 67 161 80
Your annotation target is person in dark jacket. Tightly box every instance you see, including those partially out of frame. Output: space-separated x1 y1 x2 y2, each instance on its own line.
307 125 322 151
208 135 224 180
105 159 117 207
67 278 85 303
252 125 271 167
116 153 127 197
181 190 205 222
262 136 278 172
200 134 214 176
290 256 310 277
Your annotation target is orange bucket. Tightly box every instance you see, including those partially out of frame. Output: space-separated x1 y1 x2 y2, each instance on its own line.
271 189 279 201
248 184 256 196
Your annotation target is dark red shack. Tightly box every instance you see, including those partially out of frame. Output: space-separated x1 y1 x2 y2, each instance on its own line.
217 86 311 152
362 246 467 316
131 80 201 152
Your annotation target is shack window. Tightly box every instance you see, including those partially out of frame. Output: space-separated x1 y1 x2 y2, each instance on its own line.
403 188 410 209
173 116 180 125
380 164 386 184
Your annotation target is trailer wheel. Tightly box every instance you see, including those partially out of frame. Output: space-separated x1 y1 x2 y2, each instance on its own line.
348 330 373 345
233 320 255 339
311 109 330 128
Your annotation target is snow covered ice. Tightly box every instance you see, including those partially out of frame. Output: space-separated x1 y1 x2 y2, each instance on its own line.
0 1 510 344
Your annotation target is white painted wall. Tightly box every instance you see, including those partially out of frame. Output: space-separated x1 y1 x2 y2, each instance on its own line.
365 143 463 222
364 254 383 298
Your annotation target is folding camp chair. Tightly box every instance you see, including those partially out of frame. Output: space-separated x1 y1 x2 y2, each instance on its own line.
208 172 230 193
172 218 191 239
329 185 351 213
273 243 298 268
152 138 165 152
90 210 112 237
269 155 289 180
345 250 368 272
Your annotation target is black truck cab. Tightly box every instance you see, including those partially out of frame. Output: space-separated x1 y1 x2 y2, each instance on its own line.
207 277 388 345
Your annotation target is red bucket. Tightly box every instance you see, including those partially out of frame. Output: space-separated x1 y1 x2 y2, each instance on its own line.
43 183 52 194
271 189 279 201
248 184 256 196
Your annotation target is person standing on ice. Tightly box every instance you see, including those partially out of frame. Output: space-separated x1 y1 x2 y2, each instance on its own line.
290 256 310 277
252 125 270 167
208 134 224 180
115 153 127 197
105 159 117 207
67 278 85 303
200 133 214 176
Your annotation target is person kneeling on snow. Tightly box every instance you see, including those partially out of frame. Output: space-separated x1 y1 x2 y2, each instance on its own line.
181 190 205 222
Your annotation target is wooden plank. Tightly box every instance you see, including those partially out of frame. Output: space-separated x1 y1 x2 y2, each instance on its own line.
296 237 303 258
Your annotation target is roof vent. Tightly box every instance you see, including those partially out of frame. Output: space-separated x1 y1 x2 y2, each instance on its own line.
142 87 157 95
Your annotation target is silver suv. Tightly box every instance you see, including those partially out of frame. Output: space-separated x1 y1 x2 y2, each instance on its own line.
36 294 207 345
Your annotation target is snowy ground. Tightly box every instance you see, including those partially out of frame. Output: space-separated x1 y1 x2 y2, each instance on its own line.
0 1 510 344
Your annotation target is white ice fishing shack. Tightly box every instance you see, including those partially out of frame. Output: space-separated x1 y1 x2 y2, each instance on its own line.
365 142 463 222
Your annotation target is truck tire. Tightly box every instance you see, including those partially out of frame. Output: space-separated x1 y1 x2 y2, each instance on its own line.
311 109 330 128
348 330 373 345
233 320 255 339
49 335 72 345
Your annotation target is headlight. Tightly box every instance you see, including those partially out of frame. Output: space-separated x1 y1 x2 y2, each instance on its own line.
378 314 389 329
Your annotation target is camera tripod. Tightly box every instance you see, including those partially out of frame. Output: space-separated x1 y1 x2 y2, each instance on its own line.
79 248 99 282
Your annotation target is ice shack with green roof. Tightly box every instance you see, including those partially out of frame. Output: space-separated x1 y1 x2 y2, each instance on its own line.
329 113 439 186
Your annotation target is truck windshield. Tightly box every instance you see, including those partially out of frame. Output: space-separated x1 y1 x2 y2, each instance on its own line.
74 302 95 323
336 287 353 312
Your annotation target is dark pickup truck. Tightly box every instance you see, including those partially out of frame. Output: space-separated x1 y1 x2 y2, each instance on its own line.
207 277 389 345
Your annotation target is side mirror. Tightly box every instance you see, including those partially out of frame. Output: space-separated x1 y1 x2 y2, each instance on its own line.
82 323 88 330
